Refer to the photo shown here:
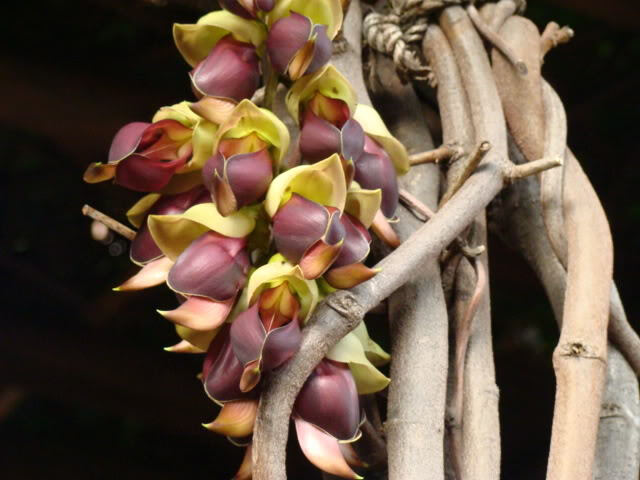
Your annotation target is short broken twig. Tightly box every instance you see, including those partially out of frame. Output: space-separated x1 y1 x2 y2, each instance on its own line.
505 156 563 181
540 21 574 61
440 140 491 206
409 144 461 166
82 205 136 241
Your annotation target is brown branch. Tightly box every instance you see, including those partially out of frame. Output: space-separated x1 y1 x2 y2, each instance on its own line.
466 4 527 75
505 156 563 180
370 53 448 480
82 204 136 241
439 140 491 206
540 22 574 62
409 144 460 166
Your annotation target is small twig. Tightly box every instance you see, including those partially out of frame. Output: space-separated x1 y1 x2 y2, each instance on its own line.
540 22 574 62
505 156 563 182
448 258 487 480
409 144 460 166
466 4 528 75
82 205 136 241
399 188 435 220
440 141 491 206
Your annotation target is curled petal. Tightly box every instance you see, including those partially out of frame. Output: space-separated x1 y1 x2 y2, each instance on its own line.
265 154 347 217
286 65 356 125
327 332 390 395
190 96 237 125
308 93 351 127
332 214 370 268
83 162 117 184
267 12 312 75
259 283 299 329
370 210 400 248
203 325 245 402
114 257 174 291
108 122 150 163
299 238 343 279
239 359 262 393
344 186 381 229
164 339 206 354
148 203 256 260
352 321 390 367
130 221 164 265
353 103 409 174
115 154 185 192
203 399 258 437
324 263 378 289
306 24 332 75
230 304 266 366
340 442 368 469
167 232 249 301
294 418 362 479
173 10 266 67
233 443 253 480
299 109 341 162
175 325 216 351
226 149 274 208
158 296 234 331
261 315 301 370
294 359 360 440
268 0 343 39
191 36 260 101
355 136 399 218
340 118 365 162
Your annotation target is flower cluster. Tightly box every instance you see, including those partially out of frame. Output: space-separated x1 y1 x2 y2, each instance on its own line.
84 1 408 478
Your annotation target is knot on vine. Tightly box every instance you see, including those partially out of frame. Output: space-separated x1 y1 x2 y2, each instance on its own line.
363 11 430 82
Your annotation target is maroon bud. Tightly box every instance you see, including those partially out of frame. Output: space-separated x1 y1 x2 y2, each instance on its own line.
267 13 331 81
272 194 345 278
299 109 364 164
219 0 273 19
130 186 210 265
294 359 360 440
203 324 247 403
354 135 399 218
167 231 250 301
191 36 260 101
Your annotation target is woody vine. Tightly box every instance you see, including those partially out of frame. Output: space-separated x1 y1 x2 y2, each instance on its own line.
82 1 640 480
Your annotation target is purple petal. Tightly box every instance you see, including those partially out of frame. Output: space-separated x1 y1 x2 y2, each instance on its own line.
115 154 182 192
299 109 342 162
305 24 332 75
108 122 149 163
267 12 312 74
192 36 260 101
256 0 274 11
226 149 274 207
219 0 256 19
203 325 246 402
273 194 330 264
294 360 360 441
230 304 266 366
332 214 370 268
261 316 302 370
354 136 399 218
167 232 249 301
340 119 365 163
202 152 225 197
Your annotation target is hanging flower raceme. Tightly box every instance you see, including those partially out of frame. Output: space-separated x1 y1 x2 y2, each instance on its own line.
294 359 364 479
174 10 267 101
203 99 290 216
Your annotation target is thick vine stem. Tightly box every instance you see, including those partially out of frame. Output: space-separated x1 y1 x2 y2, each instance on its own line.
369 53 448 480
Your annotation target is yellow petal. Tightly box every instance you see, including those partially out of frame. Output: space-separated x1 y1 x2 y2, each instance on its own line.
214 99 290 167
345 187 382 229
148 203 256 260
83 162 116 184
173 11 267 67
286 65 357 124
351 321 390 367
203 399 258 437
159 170 205 195
164 339 206 354
114 257 173 291
175 324 218 351
264 154 347 217
353 104 410 175
152 100 201 127
126 193 161 228
158 296 233 331
268 0 343 39
327 331 390 394
190 96 237 125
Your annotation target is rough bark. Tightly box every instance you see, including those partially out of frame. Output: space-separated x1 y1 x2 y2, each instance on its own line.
370 55 448 480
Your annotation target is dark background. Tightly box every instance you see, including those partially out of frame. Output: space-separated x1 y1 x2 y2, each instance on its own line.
0 0 638 478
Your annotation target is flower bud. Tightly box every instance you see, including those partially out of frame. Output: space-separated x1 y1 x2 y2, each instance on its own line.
220 0 274 19
191 35 260 101
294 359 360 441
354 135 399 218
167 231 249 301
272 194 346 279
203 134 274 216
267 12 331 81
203 324 247 403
